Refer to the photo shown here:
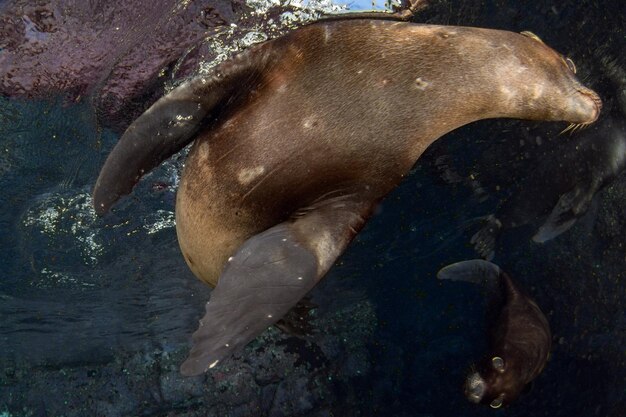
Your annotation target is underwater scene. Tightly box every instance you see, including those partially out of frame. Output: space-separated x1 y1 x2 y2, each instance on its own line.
0 0 624 416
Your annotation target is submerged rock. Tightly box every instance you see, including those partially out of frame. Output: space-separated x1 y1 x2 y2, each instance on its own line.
0 300 378 416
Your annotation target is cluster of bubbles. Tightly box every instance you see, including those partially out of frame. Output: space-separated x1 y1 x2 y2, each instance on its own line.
192 0 348 76
21 190 102 265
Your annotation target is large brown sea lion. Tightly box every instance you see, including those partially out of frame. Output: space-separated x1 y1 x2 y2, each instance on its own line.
438 260 551 408
92 18 600 376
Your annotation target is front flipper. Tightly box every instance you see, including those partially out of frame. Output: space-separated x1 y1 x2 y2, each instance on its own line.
93 46 280 215
180 198 370 376
532 181 597 243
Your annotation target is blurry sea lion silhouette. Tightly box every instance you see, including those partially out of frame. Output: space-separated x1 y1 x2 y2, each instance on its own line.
93 18 600 376
438 259 551 408
471 117 625 259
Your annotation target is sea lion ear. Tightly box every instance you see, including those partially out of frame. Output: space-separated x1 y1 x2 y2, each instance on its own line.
564 57 577 74
492 356 506 373
520 31 545 44
490 393 505 409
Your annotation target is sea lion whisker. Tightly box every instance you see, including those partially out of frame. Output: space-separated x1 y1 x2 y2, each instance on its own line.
573 123 585 134
311 188 350 205
565 123 584 135
560 123 576 135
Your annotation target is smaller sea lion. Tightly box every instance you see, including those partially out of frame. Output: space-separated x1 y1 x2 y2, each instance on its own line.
471 116 626 259
438 260 551 408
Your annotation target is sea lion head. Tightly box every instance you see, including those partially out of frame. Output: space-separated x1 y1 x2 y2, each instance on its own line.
479 29 601 125
465 356 522 408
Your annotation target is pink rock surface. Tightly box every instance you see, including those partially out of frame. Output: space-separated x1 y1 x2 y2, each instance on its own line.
0 0 249 128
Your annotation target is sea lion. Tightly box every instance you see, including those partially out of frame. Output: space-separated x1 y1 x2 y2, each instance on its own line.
471 115 625 259
437 260 551 408
92 18 600 376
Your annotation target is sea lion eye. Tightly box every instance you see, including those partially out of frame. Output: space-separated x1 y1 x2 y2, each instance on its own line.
565 57 577 74
492 356 505 373
490 395 505 409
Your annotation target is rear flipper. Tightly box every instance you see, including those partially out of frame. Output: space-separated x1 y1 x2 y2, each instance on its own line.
532 182 596 243
437 259 501 289
93 45 280 215
179 197 371 376
470 215 502 261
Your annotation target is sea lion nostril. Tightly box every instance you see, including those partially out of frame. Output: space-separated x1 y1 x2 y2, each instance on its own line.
594 95 603 112
590 95 603 121
577 89 602 122
586 90 602 107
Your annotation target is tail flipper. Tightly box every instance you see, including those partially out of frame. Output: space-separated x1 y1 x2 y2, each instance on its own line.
437 259 501 287
470 215 502 261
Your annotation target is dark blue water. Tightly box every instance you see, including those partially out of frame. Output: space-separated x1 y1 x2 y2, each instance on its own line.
0 97 208 363
1 0 624 416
